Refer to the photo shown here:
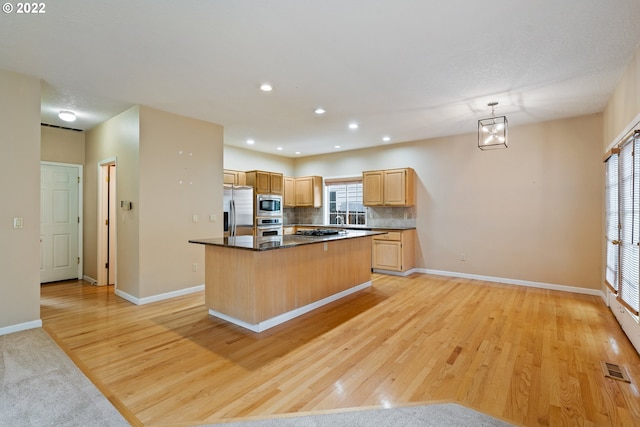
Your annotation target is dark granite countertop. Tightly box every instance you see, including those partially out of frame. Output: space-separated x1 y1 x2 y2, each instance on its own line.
286 224 416 231
189 230 385 251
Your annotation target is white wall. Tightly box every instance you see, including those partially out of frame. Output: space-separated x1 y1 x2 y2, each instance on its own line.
0 69 41 333
295 114 603 291
41 126 85 165
85 106 141 295
138 106 224 298
86 105 224 300
224 145 295 176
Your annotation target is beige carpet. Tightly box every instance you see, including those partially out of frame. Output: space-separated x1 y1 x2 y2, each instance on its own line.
0 328 129 427
199 404 516 426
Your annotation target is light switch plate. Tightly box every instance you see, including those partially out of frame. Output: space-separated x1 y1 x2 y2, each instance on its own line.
13 217 23 229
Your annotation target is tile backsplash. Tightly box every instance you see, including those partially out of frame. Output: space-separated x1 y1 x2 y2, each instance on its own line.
366 206 417 228
284 206 416 228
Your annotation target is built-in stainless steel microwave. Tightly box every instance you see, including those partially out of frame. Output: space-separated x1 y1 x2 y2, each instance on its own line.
256 194 282 217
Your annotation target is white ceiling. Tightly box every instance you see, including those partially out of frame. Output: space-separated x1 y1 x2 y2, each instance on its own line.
2 1 640 157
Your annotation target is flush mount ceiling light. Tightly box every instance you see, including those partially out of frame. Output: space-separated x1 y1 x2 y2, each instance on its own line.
260 83 273 92
348 122 359 130
314 107 326 115
478 102 508 150
382 136 391 142
246 139 255 145
58 110 76 122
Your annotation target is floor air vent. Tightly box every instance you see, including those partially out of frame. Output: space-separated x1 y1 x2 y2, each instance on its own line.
601 361 631 382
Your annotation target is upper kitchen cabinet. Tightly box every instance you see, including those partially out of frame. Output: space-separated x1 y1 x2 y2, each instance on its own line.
223 169 246 185
245 170 284 194
283 177 295 207
284 176 323 208
295 176 323 207
363 167 415 206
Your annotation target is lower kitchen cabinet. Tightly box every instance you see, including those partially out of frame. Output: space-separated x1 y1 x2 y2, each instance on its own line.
371 229 415 273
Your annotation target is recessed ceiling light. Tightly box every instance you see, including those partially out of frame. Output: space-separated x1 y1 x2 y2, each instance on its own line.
334 145 341 149
58 110 76 122
246 139 255 145
295 151 301 155
260 83 273 92
382 136 391 142
277 146 283 151
314 107 326 115
348 122 359 130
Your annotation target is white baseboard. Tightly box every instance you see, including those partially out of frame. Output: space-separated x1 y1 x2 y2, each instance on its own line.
209 281 372 332
418 268 606 300
0 319 43 336
373 267 419 277
115 284 205 306
83 275 97 285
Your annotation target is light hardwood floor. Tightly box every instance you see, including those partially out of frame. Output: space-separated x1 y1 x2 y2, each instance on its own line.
41 274 640 427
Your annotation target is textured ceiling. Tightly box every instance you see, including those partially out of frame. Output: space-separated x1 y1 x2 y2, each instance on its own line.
1 0 639 156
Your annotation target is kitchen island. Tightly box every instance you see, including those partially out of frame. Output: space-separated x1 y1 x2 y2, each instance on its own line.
189 230 382 332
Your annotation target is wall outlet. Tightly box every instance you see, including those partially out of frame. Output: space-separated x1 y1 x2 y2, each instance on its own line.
323 242 328 251
460 253 466 261
192 214 199 223
13 217 23 229
209 213 217 222
192 263 198 272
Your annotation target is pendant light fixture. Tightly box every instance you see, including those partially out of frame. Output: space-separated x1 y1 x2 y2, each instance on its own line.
478 102 508 150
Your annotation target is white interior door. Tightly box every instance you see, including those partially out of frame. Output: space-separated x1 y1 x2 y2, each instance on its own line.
40 163 80 283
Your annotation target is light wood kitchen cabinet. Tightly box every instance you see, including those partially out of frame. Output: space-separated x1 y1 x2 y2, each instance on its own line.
245 170 284 194
283 177 296 207
371 229 415 273
363 171 384 205
283 176 323 207
295 176 323 207
223 169 246 185
363 167 415 206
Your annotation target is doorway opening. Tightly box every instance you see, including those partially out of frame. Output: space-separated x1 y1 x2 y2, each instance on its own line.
98 159 117 287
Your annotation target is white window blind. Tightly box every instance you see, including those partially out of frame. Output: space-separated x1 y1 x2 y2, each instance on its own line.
604 151 619 292
618 133 640 315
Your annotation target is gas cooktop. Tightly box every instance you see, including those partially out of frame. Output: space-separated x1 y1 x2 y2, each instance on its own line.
295 229 340 236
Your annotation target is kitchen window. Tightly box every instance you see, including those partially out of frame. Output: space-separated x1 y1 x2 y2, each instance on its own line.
325 179 366 225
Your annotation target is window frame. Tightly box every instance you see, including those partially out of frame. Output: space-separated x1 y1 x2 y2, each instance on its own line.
604 148 619 294
324 178 367 226
605 131 640 317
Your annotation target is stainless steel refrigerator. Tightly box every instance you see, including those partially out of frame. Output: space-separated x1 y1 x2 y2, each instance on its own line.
223 185 254 236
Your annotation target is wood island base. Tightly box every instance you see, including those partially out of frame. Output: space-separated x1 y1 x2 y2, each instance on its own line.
202 235 373 332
